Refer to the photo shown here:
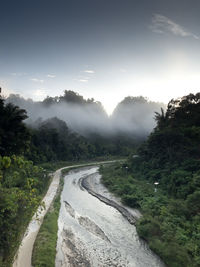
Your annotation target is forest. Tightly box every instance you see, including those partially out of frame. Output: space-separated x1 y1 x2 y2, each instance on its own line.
100 93 200 267
4 90 165 163
0 90 155 266
1 90 200 266
0 97 51 266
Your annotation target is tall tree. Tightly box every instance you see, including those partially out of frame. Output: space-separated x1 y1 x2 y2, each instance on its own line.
0 96 30 156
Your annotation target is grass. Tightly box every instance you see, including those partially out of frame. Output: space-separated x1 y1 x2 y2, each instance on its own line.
32 175 64 267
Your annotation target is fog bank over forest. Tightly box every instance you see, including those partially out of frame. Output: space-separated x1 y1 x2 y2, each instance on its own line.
6 90 166 138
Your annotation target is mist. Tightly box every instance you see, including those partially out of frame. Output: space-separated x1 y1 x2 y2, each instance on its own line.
6 91 166 139
111 96 166 137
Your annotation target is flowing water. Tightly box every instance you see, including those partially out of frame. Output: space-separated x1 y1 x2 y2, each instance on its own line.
56 167 165 267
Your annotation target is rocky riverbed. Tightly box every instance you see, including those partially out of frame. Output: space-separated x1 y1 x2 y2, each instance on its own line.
56 166 165 267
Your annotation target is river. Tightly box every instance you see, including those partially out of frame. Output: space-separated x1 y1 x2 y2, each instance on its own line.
56 166 165 267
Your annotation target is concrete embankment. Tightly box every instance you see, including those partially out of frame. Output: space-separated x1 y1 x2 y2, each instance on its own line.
81 177 137 225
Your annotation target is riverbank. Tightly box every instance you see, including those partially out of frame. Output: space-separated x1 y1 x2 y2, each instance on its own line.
13 160 123 267
13 166 65 267
81 174 138 225
99 162 199 267
56 166 164 266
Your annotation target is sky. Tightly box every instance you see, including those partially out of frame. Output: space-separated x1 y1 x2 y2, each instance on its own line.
1 0 200 114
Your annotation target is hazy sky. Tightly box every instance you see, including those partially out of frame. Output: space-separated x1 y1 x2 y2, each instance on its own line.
1 0 200 114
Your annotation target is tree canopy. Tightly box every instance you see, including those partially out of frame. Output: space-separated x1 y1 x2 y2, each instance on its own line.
124 92 200 266
0 97 30 156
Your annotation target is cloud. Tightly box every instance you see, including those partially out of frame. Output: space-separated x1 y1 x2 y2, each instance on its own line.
84 70 95 74
150 14 199 40
78 70 94 82
11 72 27 76
46 74 56 78
34 88 47 98
0 80 13 97
79 79 88 83
31 78 44 83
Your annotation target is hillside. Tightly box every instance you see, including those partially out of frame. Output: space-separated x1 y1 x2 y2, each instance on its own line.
100 93 200 267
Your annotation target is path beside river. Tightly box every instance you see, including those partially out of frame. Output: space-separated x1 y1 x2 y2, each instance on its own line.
13 161 117 267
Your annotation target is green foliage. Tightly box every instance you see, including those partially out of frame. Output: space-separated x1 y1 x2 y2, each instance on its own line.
1 156 12 169
100 93 200 267
186 191 200 215
0 156 50 267
101 163 199 266
26 117 136 164
0 92 132 266
0 98 30 156
7 92 143 162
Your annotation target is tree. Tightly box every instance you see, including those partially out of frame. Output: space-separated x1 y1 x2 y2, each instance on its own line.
0 97 30 156
60 90 85 104
154 108 167 130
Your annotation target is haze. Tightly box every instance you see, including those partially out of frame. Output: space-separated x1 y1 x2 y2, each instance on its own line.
6 92 166 138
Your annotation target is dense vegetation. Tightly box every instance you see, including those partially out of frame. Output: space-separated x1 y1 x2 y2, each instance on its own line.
5 90 166 163
100 93 200 267
2 88 199 266
0 98 30 156
0 92 135 266
0 156 48 267
26 117 136 163
0 156 49 266
0 97 50 266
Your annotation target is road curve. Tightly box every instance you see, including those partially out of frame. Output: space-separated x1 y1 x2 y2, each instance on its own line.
13 160 118 267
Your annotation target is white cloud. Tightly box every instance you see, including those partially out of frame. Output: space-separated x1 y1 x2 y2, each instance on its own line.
46 74 56 78
0 80 13 97
150 14 199 40
31 78 44 83
33 88 47 99
11 72 27 76
79 79 88 83
84 70 95 74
